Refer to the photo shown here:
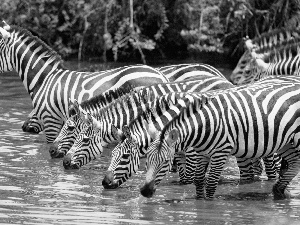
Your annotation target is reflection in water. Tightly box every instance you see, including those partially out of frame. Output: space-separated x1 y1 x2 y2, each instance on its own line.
0 71 300 224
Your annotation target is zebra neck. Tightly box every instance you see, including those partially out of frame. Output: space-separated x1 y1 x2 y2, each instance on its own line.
9 32 63 96
16 50 62 96
174 101 225 154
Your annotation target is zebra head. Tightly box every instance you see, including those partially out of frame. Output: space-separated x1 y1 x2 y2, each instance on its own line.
63 113 104 170
140 127 179 198
230 50 253 84
0 21 13 73
102 125 141 189
50 99 88 158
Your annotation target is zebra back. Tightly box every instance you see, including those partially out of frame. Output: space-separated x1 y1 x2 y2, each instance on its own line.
54 75 233 159
143 75 300 199
0 23 170 147
158 63 225 82
61 76 232 168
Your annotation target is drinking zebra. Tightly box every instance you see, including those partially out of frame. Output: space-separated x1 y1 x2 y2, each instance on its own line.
60 75 234 166
140 75 300 200
230 27 300 84
101 83 282 189
51 64 230 159
0 22 168 152
21 63 226 134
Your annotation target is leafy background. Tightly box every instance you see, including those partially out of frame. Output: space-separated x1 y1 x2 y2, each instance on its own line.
1 0 300 66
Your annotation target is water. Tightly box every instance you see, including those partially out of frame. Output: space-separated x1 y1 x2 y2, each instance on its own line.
1 68 300 225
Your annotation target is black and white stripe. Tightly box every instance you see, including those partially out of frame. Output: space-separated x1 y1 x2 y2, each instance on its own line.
61 76 233 169
141 75 300 200
0 23 168 151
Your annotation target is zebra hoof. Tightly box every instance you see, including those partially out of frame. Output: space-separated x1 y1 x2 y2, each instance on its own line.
272 185 291 200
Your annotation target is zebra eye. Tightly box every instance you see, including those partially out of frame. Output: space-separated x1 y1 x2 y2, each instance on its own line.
67 125 75 131
82 135 90 143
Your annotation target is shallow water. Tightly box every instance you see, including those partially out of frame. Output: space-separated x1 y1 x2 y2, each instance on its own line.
0 68 300 225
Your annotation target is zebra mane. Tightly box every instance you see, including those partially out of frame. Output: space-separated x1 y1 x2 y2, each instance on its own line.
80 85 137 111
9 25 64 68
89 86 156 121
125 92 184 132
262 39 300 63
252 27 300 51
158 94 212 151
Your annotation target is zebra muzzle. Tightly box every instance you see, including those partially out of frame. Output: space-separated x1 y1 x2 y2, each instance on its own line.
63 154 80 170
140 180 156 198
102 171 119 189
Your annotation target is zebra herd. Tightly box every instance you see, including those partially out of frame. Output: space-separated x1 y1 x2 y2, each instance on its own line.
1 20 300 200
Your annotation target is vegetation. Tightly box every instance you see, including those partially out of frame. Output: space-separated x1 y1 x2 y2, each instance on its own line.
1 0 300 65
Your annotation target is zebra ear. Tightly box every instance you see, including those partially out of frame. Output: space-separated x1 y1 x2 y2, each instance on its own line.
2 21 10 30
84 113 93 125
122 125 132 139
244 38 257 52
111 125 124 141
0 27 10 41
165 128 179 146
91 115 102 130
143 119 159 140
68 98 76 116
69 99 80 116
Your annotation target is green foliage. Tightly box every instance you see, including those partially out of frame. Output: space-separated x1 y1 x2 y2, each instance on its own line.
1 0 300 63
220 0 300 57
180 0 224 53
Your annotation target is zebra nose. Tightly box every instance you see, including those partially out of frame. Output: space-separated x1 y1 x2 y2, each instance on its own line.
63 154 80 169
102 171 115 188
49 142 59 158
140 180 156 198
63 154 72 169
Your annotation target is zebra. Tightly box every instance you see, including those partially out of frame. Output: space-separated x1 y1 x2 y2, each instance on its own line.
101 82 282 189
140 75 300 200
157 63 225 82
50 86 136 158
230 27 300 85
51 65 231 159
240 41 300 84
0 22 168 151
22 63 226 134
22 110 43 134
61 76 234 168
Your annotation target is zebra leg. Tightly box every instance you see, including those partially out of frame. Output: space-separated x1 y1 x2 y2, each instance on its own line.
182 147 199 184
176 147 198 185
174 152 187 183
251 158 263 176
262 154 278 180
22 110 43 134
205 153 229 199
194 155 210 199
273 145 300 200
236 157 255 183
171 158 178 172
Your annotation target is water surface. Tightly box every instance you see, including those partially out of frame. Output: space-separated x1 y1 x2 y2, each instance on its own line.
0 67 300 224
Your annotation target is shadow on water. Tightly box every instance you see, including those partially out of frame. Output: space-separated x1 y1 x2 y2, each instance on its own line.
0 67 300 224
